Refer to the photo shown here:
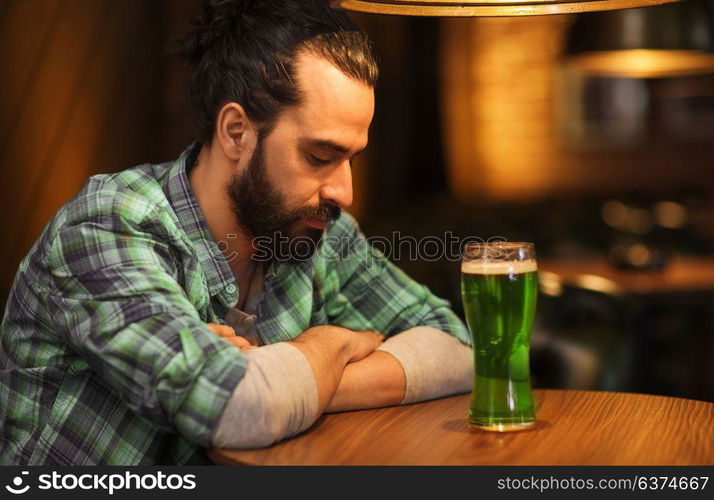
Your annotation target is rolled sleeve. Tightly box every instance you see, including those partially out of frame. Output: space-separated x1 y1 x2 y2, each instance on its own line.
212 343 319 449
377 326 473 404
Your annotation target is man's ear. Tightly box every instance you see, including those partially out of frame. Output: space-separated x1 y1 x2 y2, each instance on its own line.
214 102 256 162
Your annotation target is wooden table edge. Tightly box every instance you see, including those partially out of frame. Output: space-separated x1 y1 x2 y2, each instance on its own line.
208 389 714 466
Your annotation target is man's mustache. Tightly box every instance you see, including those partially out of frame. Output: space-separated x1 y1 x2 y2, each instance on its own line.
293 202 341 222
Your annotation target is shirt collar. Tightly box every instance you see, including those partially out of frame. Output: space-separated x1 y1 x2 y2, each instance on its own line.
163 143 237 308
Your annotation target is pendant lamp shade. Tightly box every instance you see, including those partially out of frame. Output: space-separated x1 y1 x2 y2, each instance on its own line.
565 0 714 77
335 0 680 17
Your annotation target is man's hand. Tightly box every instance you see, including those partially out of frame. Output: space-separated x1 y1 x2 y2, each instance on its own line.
290 327 402 413
206 323 257 351
326 351 406 413
344 329 386 362
292 325 384 364
288 325 384 414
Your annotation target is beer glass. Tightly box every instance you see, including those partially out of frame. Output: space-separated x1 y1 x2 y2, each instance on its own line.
461 242 538 431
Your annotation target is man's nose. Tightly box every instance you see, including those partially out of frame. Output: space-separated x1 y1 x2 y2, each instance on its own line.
320 160 353 209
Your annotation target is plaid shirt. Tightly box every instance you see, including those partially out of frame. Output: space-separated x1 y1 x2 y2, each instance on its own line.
0 143 469 465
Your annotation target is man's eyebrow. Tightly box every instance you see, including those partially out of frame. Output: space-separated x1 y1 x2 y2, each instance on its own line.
303 139 367 156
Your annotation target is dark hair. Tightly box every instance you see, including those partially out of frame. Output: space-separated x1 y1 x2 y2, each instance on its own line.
177 0 378 143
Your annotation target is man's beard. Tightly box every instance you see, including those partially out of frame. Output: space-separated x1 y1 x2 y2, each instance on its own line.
226 134 341 263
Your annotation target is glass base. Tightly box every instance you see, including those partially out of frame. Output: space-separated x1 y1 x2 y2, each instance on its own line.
469 420 536 432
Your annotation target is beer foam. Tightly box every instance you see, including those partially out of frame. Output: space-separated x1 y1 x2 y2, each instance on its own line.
461 259 538 275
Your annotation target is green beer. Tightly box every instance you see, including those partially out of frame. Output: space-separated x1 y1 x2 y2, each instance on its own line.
461 246 538 431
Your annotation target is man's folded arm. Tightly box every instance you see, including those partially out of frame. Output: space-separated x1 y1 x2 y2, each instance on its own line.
211 326 383 448
325 329 473 412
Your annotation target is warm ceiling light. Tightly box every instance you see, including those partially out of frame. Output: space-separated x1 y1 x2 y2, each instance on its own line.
564 49 714 77
565 0 714 78
334 0 680 17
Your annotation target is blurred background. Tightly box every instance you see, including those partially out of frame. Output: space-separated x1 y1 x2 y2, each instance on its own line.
1 0 713 401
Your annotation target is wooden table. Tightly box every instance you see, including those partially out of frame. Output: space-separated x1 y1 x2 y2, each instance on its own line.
209 389 714 465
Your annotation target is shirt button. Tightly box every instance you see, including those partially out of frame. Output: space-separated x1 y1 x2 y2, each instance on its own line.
226 284 237 294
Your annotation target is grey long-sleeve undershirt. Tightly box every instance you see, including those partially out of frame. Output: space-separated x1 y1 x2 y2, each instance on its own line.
211 326 473 449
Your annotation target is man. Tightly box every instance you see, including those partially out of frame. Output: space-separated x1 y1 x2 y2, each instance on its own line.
0 0 472 465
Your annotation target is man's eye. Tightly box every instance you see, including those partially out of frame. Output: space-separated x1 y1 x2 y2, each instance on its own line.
309 154 332 166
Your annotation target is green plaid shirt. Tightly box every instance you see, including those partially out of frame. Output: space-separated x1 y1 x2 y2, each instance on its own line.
0 143 469 465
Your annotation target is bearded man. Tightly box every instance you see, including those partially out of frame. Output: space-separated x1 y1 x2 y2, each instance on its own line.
0 0 472 465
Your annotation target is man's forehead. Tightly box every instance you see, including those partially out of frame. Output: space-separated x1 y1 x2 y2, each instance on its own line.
288 51 374 140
